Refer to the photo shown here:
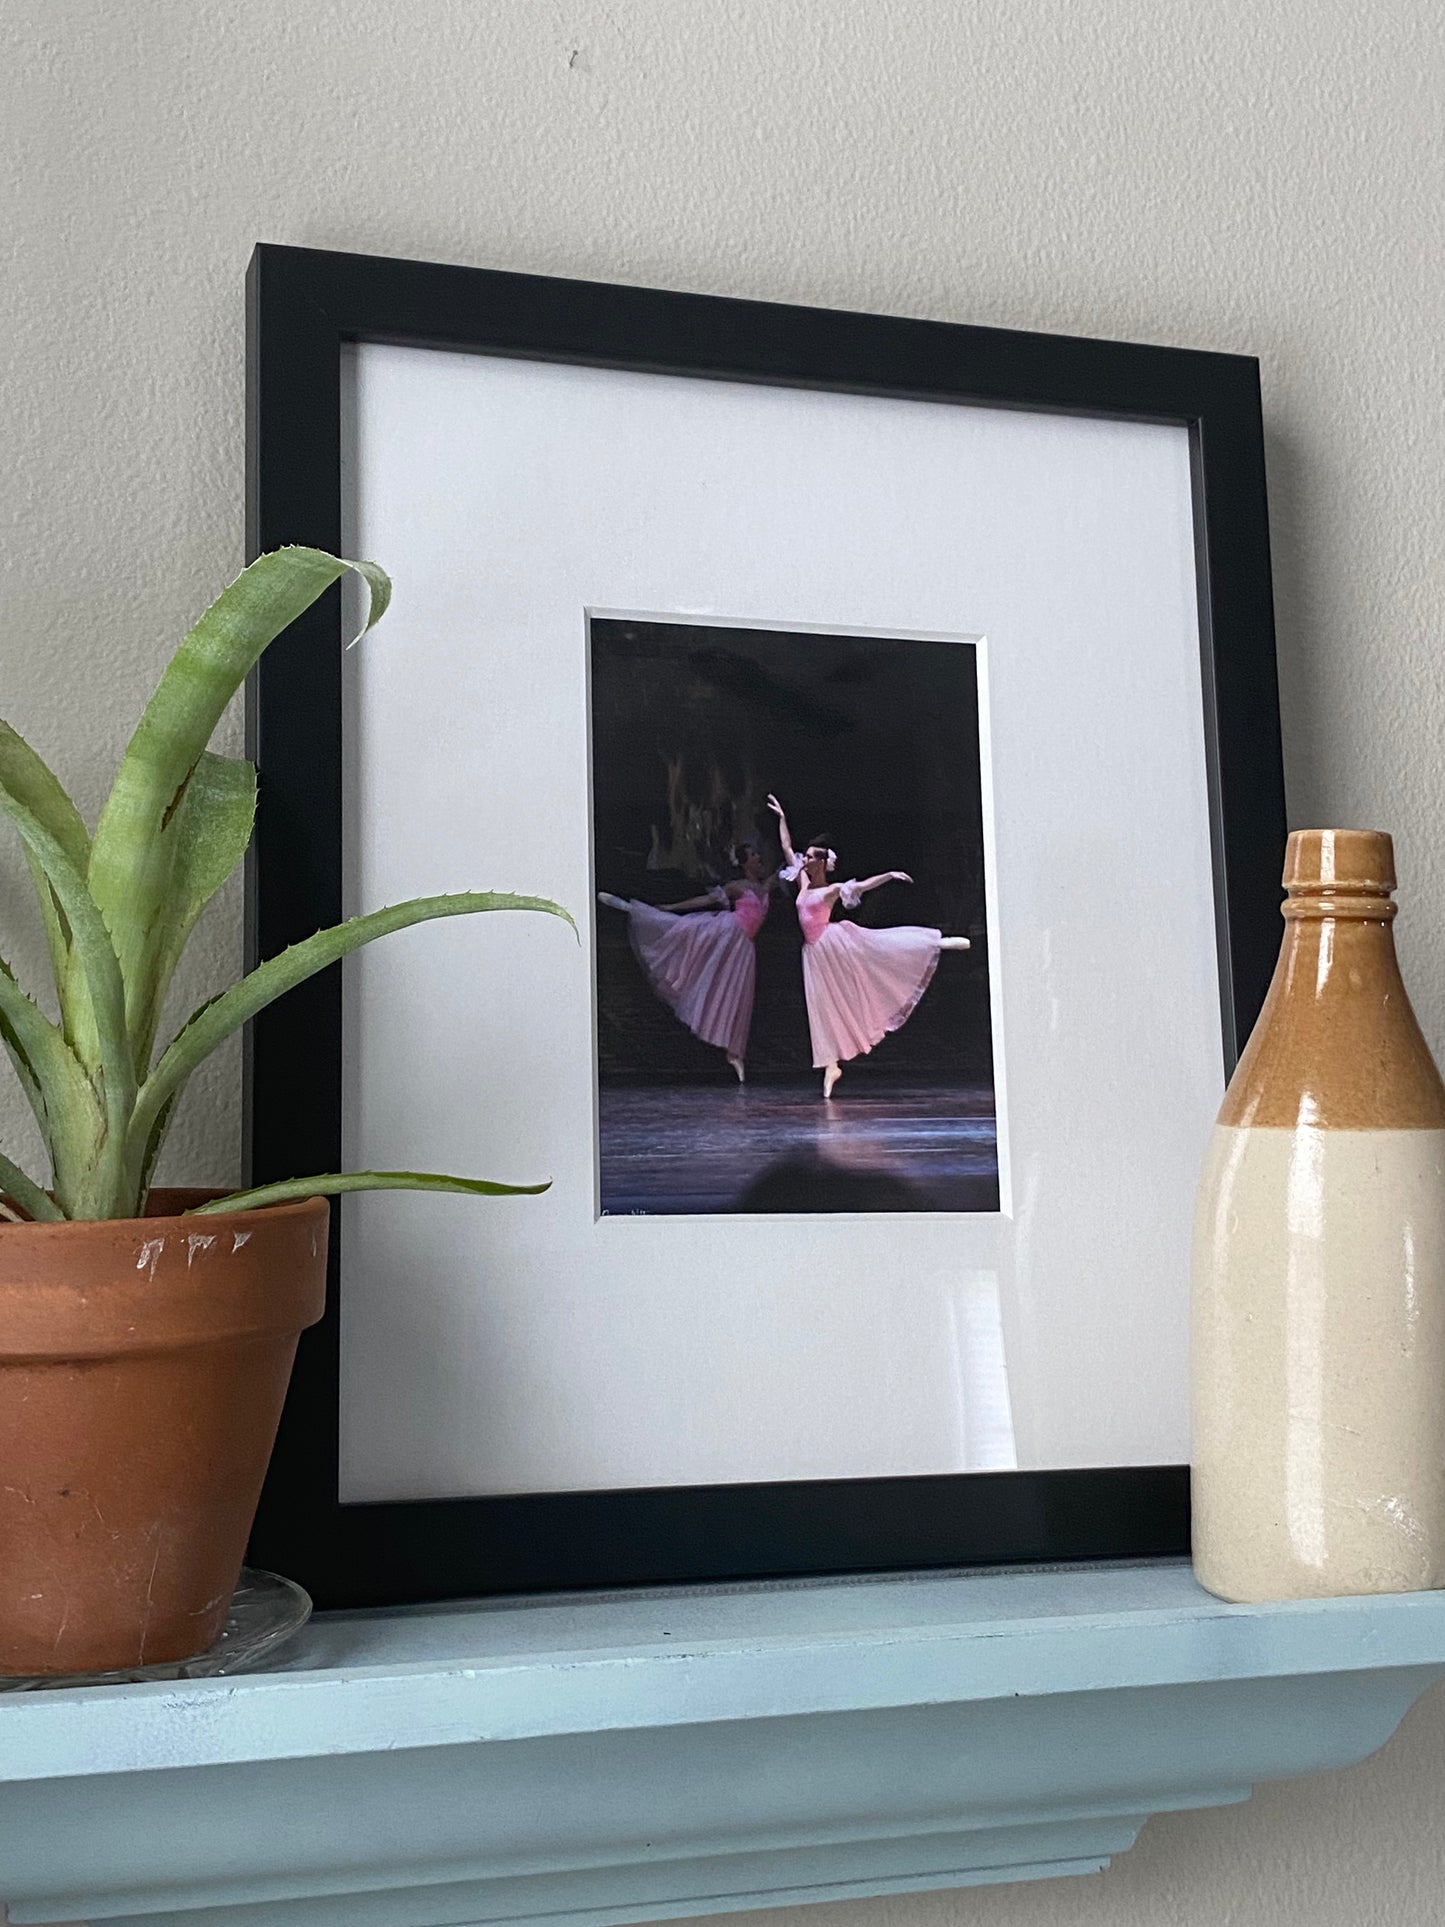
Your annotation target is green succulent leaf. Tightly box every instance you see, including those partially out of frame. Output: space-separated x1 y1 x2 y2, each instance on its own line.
0 963 54 1133
187 1169 551 1215
0 720 90 993
0 955 102 1201
134 1089 180 1205
83 548 389 1059
126 891 574 1192
0 1148 63 1223
0 783 131 1211
127 751 258 1072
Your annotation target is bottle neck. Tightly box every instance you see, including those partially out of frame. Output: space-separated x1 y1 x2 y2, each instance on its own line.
1282 887 1397 924
1274 904 1406 1009
1219 889 1445 1131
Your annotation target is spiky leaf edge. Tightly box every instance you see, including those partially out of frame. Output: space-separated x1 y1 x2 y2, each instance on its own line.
187 1170 550 1215
0 783 132 1215
0 720 91 994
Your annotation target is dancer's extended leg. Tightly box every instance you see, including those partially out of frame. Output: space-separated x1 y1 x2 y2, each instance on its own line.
597 891 630 911
939 935 970 950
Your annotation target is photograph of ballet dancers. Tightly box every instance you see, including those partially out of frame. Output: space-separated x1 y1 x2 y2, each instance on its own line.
591 616 999 1216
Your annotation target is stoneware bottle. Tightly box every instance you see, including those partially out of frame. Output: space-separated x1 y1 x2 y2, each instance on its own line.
1193 828 1445 1602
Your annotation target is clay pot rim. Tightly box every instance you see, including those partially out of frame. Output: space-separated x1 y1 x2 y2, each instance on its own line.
2 1189 330 1237
0 1187 332 1356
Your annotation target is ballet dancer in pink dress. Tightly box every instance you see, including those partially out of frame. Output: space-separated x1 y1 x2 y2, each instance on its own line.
767 794 970 1098
598 843 776 1081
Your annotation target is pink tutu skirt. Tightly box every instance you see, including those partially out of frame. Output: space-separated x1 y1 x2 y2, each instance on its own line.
801 920 941 1068
628 903 757 1060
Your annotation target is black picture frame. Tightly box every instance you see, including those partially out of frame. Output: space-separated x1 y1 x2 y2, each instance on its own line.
244 242 1285 1609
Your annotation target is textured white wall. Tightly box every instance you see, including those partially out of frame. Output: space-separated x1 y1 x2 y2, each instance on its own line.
3 0 1443 1915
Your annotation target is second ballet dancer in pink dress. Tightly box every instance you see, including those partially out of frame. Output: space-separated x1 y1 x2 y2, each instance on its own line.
767 794 970 1098
598 843 776 1081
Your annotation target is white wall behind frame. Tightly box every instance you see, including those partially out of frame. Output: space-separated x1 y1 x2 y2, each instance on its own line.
7 1 1445 1920
339 343 1214 1501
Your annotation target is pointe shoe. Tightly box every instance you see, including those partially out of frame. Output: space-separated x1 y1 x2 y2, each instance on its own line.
939 935 971 950
597 892 630 911
823 1063 842 1099
728 1055 746 1083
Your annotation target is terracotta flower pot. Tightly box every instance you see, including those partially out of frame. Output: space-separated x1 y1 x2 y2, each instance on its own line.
0 1188 327 1676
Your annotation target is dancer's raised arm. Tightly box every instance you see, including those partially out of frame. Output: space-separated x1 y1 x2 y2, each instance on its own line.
766 794 796 869
851 869 913 896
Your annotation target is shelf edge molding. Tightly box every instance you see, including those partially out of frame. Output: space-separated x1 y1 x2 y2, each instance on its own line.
4 1562 1445 1927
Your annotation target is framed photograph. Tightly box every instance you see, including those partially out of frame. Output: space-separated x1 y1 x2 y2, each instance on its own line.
590 613 999 1217
244 244 1284 1608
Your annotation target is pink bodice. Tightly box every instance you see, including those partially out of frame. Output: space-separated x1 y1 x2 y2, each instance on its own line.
732 889 769 941
796 890 835 946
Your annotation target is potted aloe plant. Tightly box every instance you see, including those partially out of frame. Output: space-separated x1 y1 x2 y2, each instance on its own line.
0 547 570 1676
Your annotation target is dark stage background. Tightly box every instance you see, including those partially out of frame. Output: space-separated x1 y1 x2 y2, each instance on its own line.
591 618 995 1089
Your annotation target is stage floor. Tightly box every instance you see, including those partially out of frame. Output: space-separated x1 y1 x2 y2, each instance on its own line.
598 1077 1000 1215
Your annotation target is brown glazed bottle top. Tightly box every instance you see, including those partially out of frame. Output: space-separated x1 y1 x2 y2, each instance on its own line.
1282 828 1397 917
1219 828 1445 1130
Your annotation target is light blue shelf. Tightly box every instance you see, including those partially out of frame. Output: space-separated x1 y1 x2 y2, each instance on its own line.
4 1559 1445 1927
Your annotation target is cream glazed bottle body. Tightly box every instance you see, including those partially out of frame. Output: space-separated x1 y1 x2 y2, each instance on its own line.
1192 829 1445 1602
